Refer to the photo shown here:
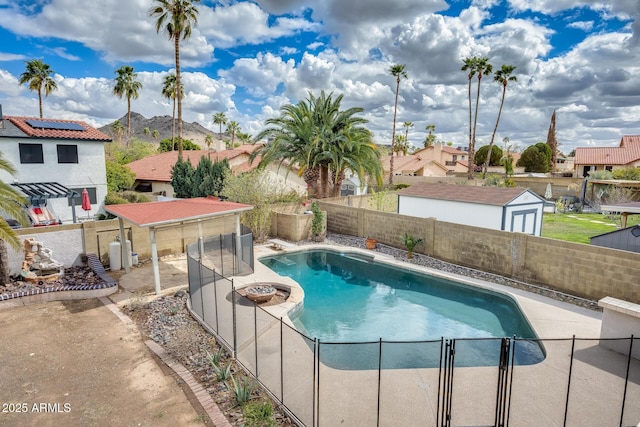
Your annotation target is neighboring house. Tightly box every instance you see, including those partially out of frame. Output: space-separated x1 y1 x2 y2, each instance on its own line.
397 182 545 236
0 114 111 223
127 144 306 197
340 174 368 196
381 144 468 178
574 135 640 178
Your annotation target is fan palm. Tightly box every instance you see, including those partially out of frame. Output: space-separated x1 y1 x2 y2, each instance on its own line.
19 59 58 118
213 112 227 141
388 64 407 184
226 121 240 148
150 0 200 157
424 124 436 147
471 57 492 178
461 57 478 179
162 73 182 150
403 121 413 149
483 65 516 178
0 153 30 284
113 65 143 145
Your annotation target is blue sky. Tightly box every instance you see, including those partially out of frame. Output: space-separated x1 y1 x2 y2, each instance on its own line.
0 0 639 153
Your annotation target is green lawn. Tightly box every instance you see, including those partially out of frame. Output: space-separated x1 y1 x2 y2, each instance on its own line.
542 212 640 244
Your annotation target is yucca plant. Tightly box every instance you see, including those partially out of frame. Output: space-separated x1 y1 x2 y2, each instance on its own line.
206 348 223 367
212 362 232 382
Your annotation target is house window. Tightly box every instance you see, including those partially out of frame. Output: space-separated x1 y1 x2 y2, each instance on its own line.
605 165 613 171
57 145 78 163
67 187 97 206
19 143 44 164
452 155 457 161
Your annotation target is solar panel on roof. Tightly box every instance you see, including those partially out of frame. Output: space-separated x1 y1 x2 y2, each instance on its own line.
25 119 85 131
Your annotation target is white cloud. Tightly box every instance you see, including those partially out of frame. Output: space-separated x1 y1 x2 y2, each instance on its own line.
220 53 295 97
0 53 27 62
567 21 594 31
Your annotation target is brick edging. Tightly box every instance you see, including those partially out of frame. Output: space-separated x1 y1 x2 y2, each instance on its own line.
145 340 232 427
0 253 117 301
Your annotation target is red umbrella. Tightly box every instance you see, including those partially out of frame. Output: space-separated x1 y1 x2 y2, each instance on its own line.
81 188 91 218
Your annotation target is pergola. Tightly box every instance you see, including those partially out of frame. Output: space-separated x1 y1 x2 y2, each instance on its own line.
105 197 252 294
600 201 640 228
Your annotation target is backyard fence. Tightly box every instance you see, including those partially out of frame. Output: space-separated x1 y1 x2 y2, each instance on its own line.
186 250 640 426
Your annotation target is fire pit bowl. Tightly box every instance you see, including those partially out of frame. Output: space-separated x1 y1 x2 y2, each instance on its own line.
245 285 277 303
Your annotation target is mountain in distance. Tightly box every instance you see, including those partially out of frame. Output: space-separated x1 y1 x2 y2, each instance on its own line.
98 112 228 151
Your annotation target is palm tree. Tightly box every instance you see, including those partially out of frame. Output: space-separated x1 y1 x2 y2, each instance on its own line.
111 120 125 144
461 57 477 167
213 112 227 141
403 121 413 152
471 57 492 179
152 129 160 140
113 65 143 145
388 64 407 184
226 121 240 148
18 59 58 118
0 153 30 284
162 73 182 150
482 65 516 178
150 0 200 157
424 124 436 147
253 91 381 198
204 134 213 150
394 135 409 156
143 127 151 137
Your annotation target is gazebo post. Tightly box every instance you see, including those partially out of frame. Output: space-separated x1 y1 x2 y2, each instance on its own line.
118 217 130 273
149 227 161 295
235 214 242 275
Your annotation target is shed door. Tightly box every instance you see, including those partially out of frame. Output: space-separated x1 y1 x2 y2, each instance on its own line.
511 210 537 235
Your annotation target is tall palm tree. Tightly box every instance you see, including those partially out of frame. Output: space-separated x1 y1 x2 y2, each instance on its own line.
0 153 30 284
471 57 492 179
403 121 413 153
204 134 213 150
461 56 479 179
213 112 227 141
388 64 407 184
482 65 516 178
226 121 240 148
162 73 182 150
150 0 200 157
424 124 436 147
113 65 143 145
18 59 58 118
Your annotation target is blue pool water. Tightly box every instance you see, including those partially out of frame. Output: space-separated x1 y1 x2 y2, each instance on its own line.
260 249 545 369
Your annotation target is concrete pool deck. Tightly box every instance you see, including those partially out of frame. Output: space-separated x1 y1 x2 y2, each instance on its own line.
229 243 639 426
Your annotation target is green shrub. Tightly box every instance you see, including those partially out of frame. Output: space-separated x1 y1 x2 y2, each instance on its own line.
104 192 128 205
612 167 640 181
243 401 276 427
230 374 255 406
401 233 423 258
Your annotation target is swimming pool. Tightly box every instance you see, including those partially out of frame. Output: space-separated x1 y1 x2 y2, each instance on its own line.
259 249 545 369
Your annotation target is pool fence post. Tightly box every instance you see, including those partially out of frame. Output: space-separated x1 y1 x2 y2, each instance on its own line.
219 234 224 274
506 335 516 425
377 338 382 427
563 335 576 426
254 303 258 377
232 280 237 358
280 318 284 404
620 334 634 427
314 338 318 427
436 337 443 426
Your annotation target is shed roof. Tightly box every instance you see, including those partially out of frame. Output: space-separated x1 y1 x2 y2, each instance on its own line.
397 183 542 206
104 197 252 227
4 116 111 141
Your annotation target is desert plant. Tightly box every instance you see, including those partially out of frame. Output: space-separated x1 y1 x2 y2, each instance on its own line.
310 201 325 240
212 362 232 382
401 233 423 258
230 374 255 406
243 401 276 427
206 348 224 367
167 305 178 315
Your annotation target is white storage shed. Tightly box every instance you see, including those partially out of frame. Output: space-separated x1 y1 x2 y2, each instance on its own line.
397 183 545 236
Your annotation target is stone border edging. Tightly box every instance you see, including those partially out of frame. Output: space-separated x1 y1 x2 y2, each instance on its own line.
0 253 117 302
145 340 232 427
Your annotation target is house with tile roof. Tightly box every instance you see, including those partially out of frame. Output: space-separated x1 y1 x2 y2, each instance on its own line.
0 114 111 223
381 143 469 178
574 136 640 178
397 182 544 236
127 144 306 197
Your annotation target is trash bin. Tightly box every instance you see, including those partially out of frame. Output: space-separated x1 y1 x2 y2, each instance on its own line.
131 253 138 266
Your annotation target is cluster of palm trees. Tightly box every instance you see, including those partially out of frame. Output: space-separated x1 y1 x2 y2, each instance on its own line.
212 112 246 148
252 91 383 199
461 56 517 179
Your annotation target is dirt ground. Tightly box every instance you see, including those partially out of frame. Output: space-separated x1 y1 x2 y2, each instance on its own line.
0 298 205 427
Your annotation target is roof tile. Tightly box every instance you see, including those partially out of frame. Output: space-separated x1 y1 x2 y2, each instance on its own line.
575 136 640 165
397 182 540 206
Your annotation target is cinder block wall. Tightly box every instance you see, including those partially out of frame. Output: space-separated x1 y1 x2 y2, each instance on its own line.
316 199 640 304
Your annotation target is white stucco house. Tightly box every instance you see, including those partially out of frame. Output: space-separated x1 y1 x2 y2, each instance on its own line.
397 183 545 236
0 114 111 224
